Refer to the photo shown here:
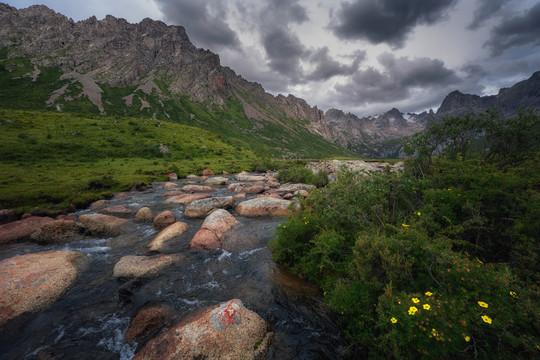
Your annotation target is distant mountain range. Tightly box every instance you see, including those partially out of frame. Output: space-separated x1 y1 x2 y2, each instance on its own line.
0 3 538 158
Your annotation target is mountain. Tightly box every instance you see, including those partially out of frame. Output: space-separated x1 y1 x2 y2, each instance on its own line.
436 71 540 118
0 3 348 159
321 108 434 157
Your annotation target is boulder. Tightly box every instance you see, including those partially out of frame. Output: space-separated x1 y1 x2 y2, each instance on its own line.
113 254 184 278
126 305 177 345
181 185 215 193
234 193 246 199
186 174 199 179
184 197 236 219
99 205 134 219
153 211 176 230
161 190 184 198
135 207 154 223
89 199 109 211
202 169 214 176
147 222 190 252
0 209 17 225
257 193 282 199
31 220 85 244
204 176 229 185
277 183 316 192
234 172 266 182
0 216 54 244
134 299 274 360
167 173 178 181
164 193 211 205
190 210 239 250
56 214 78 221
235 198 297 218
162 182 177 189
0 250 89 326
79 214 128 236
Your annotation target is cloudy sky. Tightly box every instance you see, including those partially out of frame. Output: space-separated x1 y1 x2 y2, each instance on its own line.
6 0 540 116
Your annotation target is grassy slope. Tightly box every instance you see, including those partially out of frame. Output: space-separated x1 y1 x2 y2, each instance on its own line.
0 109 269 215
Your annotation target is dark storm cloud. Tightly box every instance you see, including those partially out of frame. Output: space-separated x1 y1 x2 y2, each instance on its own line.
330 0 458 48
262 28 306 80
306 48 365 81
333 54 460 105
154 0 240 50
468 0 511 30
484 3 540 56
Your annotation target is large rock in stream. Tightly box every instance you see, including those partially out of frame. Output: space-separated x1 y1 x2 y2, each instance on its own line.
79 214 129 236
147 222 190 252
134 299 274 360
0 216 54 244
184 196 235 219
31 220 85 244
190 209 239 250
164 193 211 205
113 254 185 278
235 198 297 217
0 250 89 327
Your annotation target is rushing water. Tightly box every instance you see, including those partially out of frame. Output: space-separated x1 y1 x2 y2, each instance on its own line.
0 175 348 360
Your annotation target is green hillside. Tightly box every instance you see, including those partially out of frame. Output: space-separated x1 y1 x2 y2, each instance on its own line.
0 109 276 215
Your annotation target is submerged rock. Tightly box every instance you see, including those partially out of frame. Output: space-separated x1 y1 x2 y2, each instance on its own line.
184 196 235 219
79 214 128 236
147 222 190 252
190 209 239 250
134 299 274 360
0 216 54 244
235 198 297 218
31 220 85 244
113 254 185 278
0 250 89 327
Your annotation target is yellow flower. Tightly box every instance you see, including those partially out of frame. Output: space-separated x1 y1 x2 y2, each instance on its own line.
417 211 421 216
423 304 431 310
476 258 483 264
464 335 470 342
477 301 488 308
408 306 418 315
509 291 518 298
412 297 420 303
481 315 492 324
425 291 433 296
391 317 397 323
402 223 410 227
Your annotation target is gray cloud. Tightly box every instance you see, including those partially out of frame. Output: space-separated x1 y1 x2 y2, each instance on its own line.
468 0 512 30
330 0 458 48
262 28 306 81
154 0 240 50
333 53 460 106
306 48 364 81
484 3 540 56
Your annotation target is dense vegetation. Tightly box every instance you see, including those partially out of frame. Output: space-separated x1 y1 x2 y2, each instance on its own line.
270 110 539 359
0 109 287 215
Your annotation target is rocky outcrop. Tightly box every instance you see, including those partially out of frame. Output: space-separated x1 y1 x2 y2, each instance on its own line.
190 209 239 250
31 220 85 244
235 198 297 218
0 250 89 326
112 254 185 278
184 196 235 219
147 222 189 252
79 214 128 236
0 216 54 244
152 211 176 230
134 299 274 360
